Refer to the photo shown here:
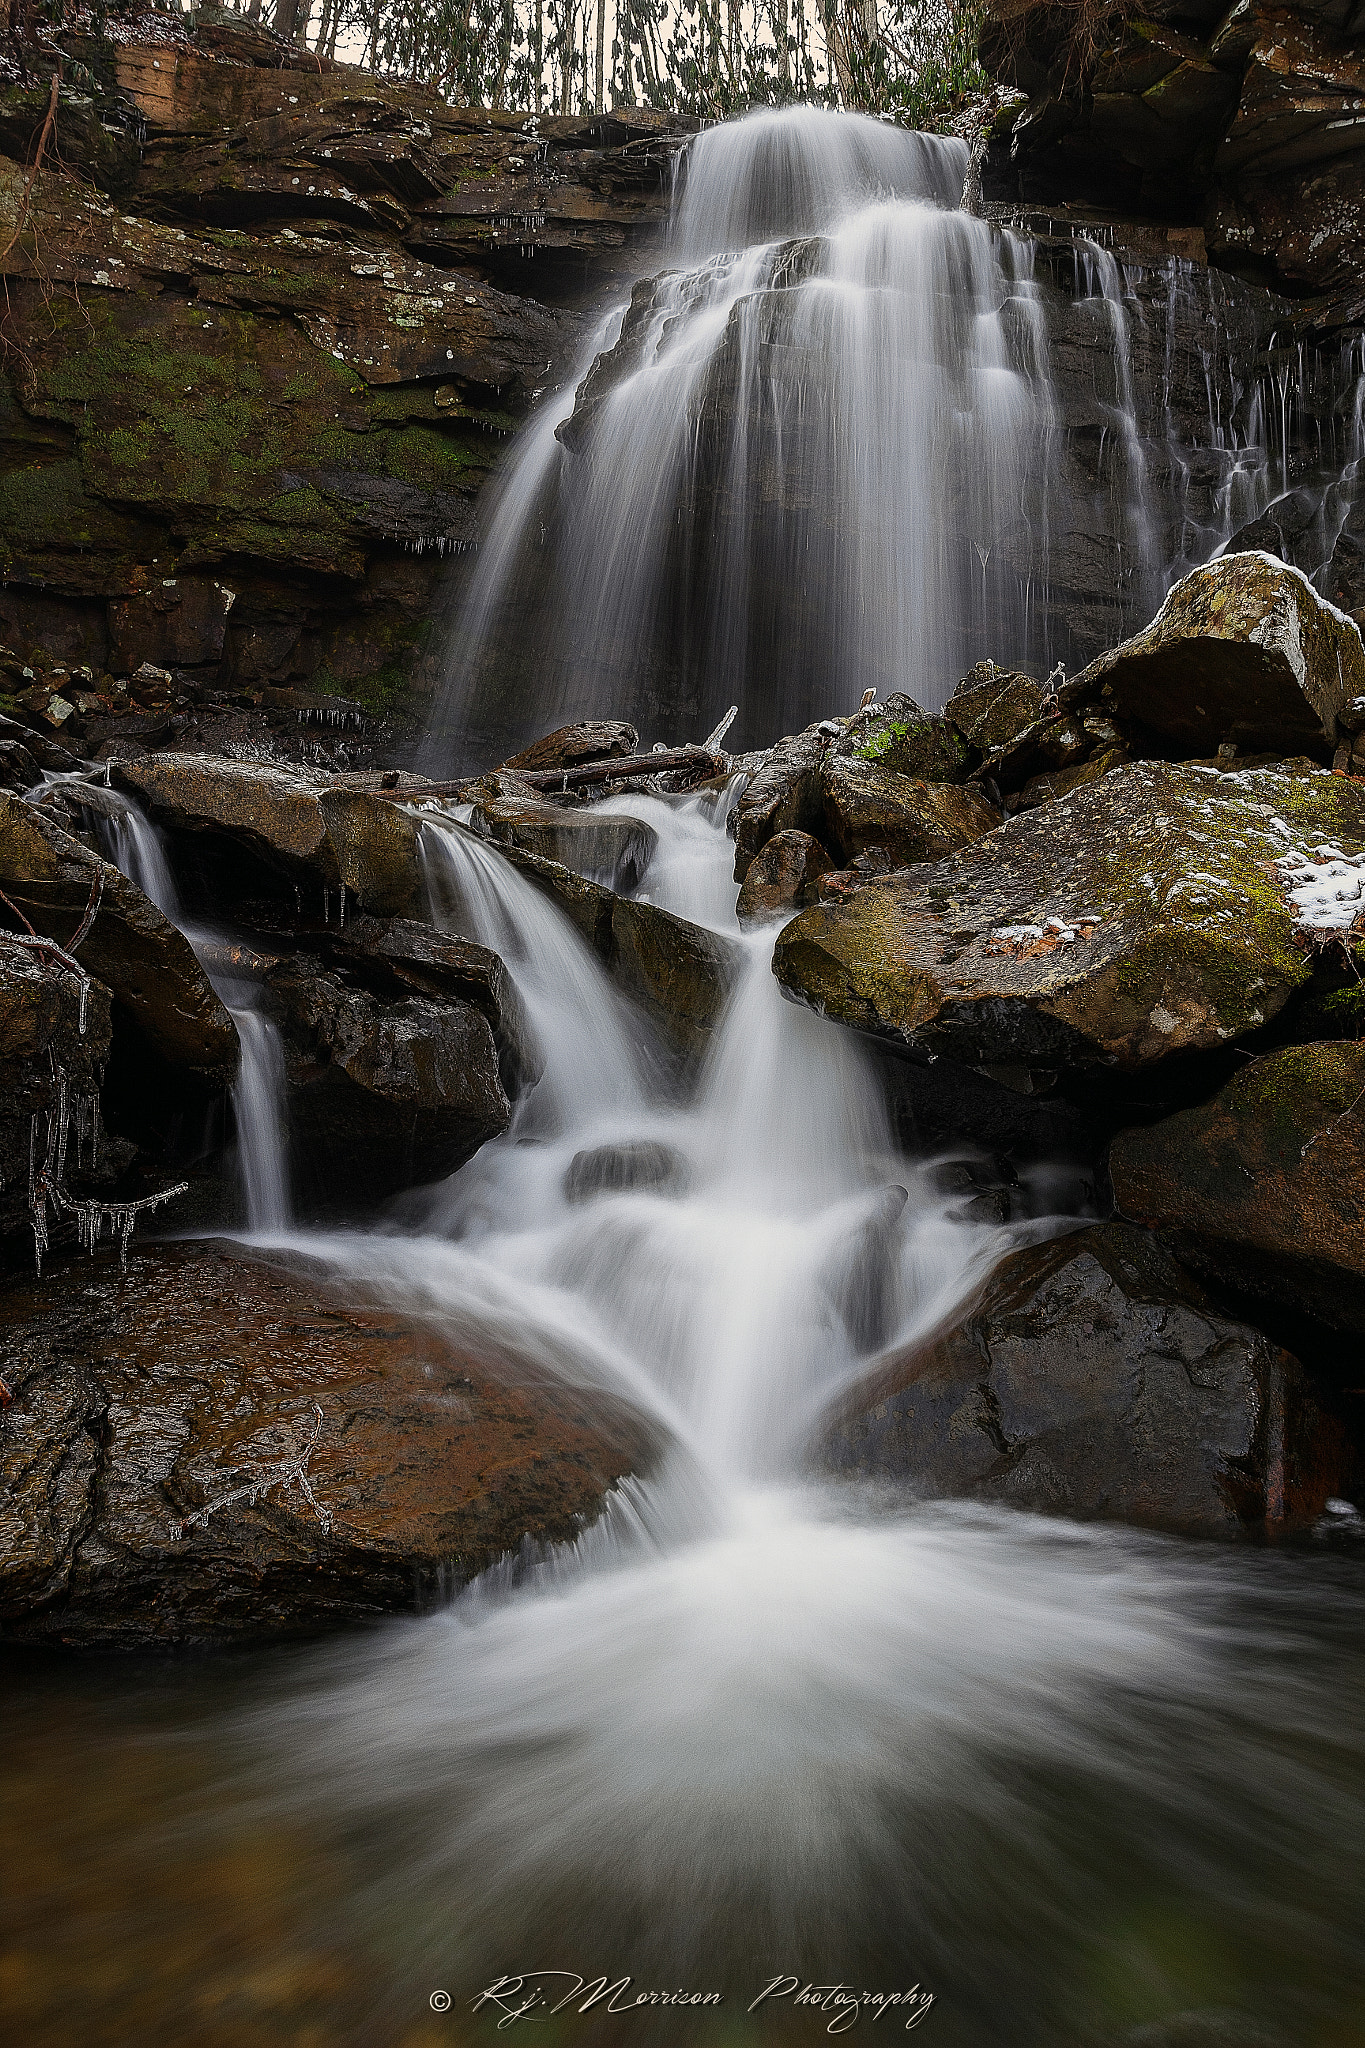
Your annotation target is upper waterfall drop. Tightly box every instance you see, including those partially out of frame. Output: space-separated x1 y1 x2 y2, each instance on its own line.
421 105 1279 773
668 105 969 258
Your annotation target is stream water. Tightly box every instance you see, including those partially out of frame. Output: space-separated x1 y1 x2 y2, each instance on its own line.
10 786 1365 2048
8 105 1365 2048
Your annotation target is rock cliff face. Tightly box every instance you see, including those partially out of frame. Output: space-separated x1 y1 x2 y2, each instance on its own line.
0 14 693 706
981 0 1365 312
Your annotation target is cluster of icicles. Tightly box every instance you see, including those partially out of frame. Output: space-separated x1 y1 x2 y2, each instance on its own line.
26 1058 186 1278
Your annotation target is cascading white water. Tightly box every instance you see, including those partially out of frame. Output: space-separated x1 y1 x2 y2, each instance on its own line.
94 791 291 1231
426 110 1073 762
413 791 1003 1478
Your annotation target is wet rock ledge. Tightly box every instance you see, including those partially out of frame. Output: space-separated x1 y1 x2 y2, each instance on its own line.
0 1241 655 1650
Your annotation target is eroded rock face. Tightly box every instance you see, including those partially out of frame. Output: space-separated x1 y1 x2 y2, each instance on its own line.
1066 552 1365 755
113 754 421 916
0 1241 656 1648
824 1224 1346 1538
1208 10 1365 295
1110 1041 1365 1336
820 757 1000 867
983 0 1365 304
773 761 1365 1072
0 793 237 1083
0 22 693 696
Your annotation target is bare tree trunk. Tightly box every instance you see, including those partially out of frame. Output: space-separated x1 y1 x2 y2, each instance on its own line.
595 0 605 111
618 0 635 105
774 0 789 87
818 0 854 102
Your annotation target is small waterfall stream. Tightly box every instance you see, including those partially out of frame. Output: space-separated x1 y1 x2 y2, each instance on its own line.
96 793 291 1232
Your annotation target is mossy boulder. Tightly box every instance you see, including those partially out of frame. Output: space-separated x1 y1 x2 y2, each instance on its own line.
821 756 1000 867
113 754 421 916
773 761 1365 1073
838 693 974 782
1110 1041 1365 1336
823 1223 1345 1539
0 793 237 1083
1069 551 1365 755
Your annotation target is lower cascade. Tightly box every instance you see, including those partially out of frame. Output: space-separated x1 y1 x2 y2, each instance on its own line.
3 59 1365 2048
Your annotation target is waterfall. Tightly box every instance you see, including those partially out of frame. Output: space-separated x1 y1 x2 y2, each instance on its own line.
94 791 291 1232
199 795 1365 2022
426 109 1070 764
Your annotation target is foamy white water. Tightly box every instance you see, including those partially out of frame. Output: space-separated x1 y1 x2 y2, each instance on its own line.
95 790 291 1231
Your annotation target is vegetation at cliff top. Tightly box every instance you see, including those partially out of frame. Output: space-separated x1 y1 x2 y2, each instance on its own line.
161 0 989 127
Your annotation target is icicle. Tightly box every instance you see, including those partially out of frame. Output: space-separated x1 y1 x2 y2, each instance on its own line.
339 881 346 928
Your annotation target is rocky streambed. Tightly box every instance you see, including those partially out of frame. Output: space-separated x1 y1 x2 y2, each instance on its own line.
2 545 1364 1651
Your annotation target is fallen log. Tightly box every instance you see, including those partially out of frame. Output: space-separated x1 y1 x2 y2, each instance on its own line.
388 747 727 800
519 746 726 789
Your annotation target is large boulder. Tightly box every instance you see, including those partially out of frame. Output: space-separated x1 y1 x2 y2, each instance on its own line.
777 761 1365 1081
824 1224 1347 1539
262 954 511 1206
0 793 237 1084
469 794 657 891
1064 552 1365 756
0 1241 656 1649
731 718 832 881
112 755 422 917
736 828 835 928
820 756 1000 867
1110 1041 1365 1337
774 761 1365 1074
946 661 1048 754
